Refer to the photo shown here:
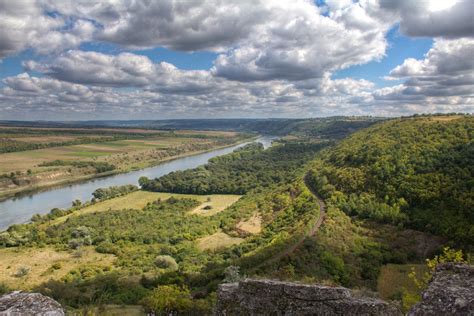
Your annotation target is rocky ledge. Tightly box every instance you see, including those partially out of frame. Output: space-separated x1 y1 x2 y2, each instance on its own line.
409 263 474 315
214 279 401 315
0 291 64 316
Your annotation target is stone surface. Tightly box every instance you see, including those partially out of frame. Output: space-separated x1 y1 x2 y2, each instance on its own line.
214 279 401 316
0 291 65 316
408 263 474 316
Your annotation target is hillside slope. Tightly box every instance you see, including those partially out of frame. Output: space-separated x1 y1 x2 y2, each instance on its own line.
306 115 473 246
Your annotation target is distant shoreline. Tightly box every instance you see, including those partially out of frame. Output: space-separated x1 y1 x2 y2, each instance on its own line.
0 136 257 202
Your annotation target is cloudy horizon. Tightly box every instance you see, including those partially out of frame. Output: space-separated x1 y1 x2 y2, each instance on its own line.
0 0 473 120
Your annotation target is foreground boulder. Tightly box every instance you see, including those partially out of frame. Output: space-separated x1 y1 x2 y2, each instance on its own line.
214 279 401 315
0 291 64 316
409 263 474 315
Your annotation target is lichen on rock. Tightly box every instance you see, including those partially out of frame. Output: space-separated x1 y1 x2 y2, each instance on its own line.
214 279 401 315
408 263 474 316
0 291 64 316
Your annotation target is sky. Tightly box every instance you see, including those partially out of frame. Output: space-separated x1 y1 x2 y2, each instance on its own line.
0 0 473 120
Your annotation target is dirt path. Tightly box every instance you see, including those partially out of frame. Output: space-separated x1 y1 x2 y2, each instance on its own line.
253 174 326 268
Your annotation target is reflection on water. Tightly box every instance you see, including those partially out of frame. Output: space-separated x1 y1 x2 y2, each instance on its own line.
0 137 275 230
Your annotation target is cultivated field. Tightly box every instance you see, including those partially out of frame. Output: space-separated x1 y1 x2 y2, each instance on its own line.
0 126 247 198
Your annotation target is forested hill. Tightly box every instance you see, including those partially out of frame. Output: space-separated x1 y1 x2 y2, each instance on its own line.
307 115 473 246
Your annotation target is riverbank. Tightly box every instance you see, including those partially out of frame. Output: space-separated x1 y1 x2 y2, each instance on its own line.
0 136 257 202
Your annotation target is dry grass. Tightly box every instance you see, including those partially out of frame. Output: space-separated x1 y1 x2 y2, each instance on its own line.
188 195 241 216
9 136 82 143
236 213 262 234
427 115 463 122
196 231 244 251
377 263 427 301
0 246 115 290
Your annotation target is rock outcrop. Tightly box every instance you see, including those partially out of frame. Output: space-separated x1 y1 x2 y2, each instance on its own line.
214 279 401 315
0 291 64 316
408 263 474 315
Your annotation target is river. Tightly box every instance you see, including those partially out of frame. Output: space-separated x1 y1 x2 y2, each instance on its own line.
0 136 275 231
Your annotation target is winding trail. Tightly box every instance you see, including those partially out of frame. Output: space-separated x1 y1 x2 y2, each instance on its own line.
254 174 326 268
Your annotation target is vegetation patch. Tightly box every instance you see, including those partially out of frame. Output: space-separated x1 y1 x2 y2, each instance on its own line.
196 231 245 251
0 247 115 290
188 195 241 216
236 213 262 234
377 264 427 302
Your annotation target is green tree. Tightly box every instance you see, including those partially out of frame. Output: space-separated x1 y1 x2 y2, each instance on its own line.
141 285 193 315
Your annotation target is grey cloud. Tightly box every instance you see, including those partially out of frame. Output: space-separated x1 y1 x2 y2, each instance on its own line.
380 0 474 38
28 50 157 87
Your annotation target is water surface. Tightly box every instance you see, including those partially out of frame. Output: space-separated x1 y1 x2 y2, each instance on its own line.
0 136 274 230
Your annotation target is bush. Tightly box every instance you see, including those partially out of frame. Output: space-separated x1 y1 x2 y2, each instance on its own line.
140 285 193 314
154 255 178 271
223 265 243 283
14 266 30 278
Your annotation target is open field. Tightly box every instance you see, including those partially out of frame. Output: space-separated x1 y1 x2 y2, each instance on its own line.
189 195 241 216
426 115 464 122
0 137 205 173
236 213 262 234
0 127 248 198
0 247 115 290
196 231 245 251
377 263 427 301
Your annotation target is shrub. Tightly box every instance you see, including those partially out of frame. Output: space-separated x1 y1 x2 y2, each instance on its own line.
51 262 62 270
141 285 193 314
154 255 178 271
14 266 30 278
223 265 242 283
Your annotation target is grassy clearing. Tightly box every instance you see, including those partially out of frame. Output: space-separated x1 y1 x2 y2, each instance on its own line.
196 231 244 251
0 246 115 290
49 191 241 226
377 263 427 301
8 136 82 143
188 195 241 216
236 213 262 234
427 115 463 122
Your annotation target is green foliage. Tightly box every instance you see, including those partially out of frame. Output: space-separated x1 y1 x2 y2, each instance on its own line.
154 255 178 271
140 285 213 315
307 116 474 246
39 160 116 173
0 283 10 295
403 247 467 312
142 142 326 194
92 184 138 201
36 271 149 308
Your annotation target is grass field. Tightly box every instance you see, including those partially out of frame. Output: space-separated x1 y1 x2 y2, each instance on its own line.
49 191 242 226
189 195 241 216
0 247 115 290
196 231 244 251
377 263 427 301
236 213 262 234
0 137 195 173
